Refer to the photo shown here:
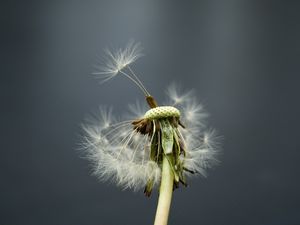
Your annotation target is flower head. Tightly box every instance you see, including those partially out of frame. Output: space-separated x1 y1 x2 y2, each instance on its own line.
82 41 220 196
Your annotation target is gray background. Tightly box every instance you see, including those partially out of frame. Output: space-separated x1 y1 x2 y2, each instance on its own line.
1 0 300 225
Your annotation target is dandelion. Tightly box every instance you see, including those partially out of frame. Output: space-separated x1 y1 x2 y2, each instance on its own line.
82 41 220 225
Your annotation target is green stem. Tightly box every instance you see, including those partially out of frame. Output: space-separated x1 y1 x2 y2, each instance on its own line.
154 155 174 225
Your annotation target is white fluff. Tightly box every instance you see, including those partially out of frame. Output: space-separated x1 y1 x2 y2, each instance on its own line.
81 85 219 190
82 107 161 190
93 40 143 83
165 82 194 106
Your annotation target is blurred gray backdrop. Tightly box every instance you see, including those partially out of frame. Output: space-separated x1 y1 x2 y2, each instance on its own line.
1 0 300 225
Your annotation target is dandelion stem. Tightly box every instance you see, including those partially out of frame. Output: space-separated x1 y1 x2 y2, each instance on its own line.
154 155 174 225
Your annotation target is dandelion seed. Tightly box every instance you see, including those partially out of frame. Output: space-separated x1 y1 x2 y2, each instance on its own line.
92 40 149 95
82 41 220 225
165 82 194 105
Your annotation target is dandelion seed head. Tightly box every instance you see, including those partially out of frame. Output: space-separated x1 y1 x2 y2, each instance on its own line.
83 42 220 192
82 84 219 190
